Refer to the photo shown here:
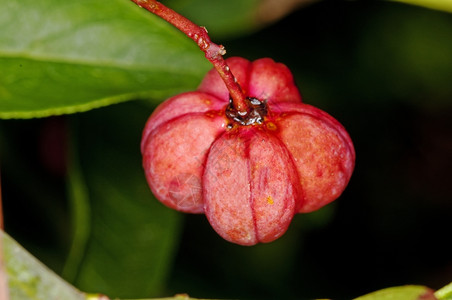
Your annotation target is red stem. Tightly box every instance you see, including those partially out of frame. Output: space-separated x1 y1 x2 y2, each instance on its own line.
131 0 249 114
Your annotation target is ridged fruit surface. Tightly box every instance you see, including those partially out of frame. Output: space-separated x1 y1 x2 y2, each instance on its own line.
141 57 355 245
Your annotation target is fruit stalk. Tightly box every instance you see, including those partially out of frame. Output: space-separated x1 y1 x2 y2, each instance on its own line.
131 0 249 114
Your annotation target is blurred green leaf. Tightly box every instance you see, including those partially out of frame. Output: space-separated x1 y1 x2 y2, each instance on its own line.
1 229 216 300
167 0 261 39
391 0 452 14
436 282 452 300
2 229 85 300
65 102 182 298
349 2 452 107
353 285 436 300
0 0 210 119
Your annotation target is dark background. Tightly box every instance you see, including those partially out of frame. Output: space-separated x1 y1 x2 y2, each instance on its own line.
1 0 452 299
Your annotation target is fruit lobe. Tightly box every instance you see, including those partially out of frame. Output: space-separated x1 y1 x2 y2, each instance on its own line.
141 57 355 245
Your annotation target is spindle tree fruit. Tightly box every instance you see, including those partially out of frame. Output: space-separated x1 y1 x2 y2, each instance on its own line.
134 0 355 245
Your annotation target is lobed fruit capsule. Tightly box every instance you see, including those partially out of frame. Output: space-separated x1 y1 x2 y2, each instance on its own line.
141 57 355 245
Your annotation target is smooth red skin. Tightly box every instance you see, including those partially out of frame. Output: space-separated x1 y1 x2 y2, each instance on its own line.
141 57 355 245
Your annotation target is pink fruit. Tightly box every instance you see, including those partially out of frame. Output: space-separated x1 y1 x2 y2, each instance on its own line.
141 57 355 245
133 0 355 245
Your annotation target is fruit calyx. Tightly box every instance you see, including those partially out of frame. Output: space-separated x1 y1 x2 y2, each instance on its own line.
226 97 268 126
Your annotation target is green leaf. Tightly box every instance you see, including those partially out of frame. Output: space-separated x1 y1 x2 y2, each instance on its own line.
436 282 452 300
353 285 436 300
391 0 452 14
2 229 85 300
2 229 206 300
65 102 182 298
0 0 210 119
